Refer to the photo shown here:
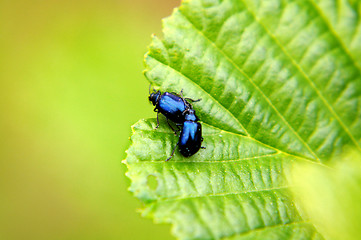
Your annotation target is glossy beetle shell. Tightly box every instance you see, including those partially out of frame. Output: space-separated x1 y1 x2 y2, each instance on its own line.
178 120 202 157
150 91 189 124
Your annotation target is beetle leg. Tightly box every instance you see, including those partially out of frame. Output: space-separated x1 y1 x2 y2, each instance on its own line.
167 118 177 135
166 142 178 161
179 89 189 106
155 112 160 129
201 137 206 149
185 97 202 102
179 90 195 109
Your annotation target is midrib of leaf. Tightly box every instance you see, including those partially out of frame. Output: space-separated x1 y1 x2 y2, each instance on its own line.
132 122 326 166
203 124 326 166
149 186 289 203
141 152 280 163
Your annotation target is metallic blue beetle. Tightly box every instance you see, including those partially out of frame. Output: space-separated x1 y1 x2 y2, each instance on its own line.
148 89 204 161
149 91 190 126
177 109 203 158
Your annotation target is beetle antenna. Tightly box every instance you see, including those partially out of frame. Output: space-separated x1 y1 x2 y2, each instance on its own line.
148 84 152 94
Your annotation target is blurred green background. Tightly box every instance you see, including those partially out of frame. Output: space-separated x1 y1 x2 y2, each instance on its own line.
0 0 180 239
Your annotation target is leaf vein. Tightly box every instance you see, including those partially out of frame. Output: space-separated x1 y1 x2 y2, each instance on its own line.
308 0 361 72
155 186 289 203
221 220 311 240
142 153 280 163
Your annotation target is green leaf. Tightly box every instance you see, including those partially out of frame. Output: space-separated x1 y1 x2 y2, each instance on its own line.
124 0 361 239
291 151 361 240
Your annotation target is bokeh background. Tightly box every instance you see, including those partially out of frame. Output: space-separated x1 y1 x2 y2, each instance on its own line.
0 0 180 239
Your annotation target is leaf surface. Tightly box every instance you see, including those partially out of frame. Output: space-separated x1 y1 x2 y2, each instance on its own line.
124 0 361 239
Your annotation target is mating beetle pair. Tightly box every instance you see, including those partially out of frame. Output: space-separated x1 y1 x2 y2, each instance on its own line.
149 89 204 161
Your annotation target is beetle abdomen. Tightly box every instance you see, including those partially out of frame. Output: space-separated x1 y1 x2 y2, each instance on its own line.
179 121 202 157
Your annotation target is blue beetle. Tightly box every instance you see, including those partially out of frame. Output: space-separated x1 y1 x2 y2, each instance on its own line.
148 88 204 161
149 90 189 124
166 109 204 161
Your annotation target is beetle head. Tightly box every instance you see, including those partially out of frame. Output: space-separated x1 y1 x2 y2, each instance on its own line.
184 109 199 122
149 90 161 106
